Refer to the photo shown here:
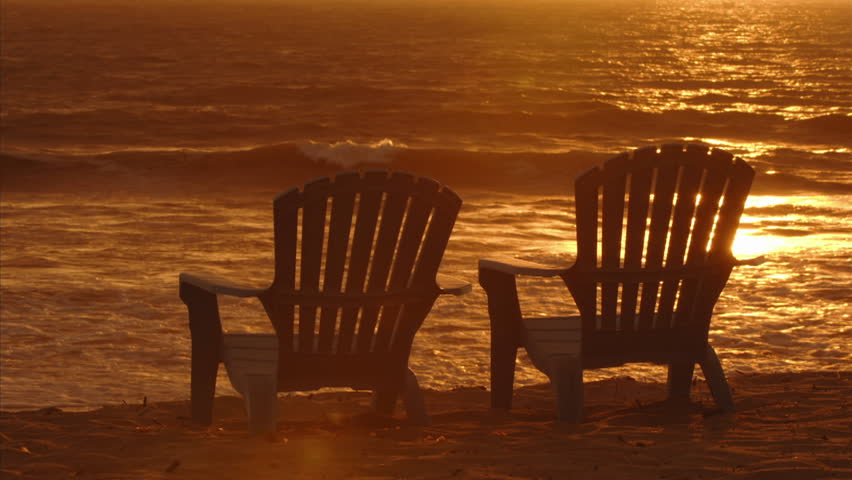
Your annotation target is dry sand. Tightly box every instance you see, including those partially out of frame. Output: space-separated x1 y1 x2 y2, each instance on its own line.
1 371 850 479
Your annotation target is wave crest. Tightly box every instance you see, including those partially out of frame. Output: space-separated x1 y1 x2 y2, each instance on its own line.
2 142 849 197
297 139 406 168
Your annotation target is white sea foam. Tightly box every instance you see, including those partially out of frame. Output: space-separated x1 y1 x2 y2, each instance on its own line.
298 139 407 168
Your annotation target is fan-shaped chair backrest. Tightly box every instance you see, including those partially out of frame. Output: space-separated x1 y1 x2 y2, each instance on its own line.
258 169 462 360
566 144 754 362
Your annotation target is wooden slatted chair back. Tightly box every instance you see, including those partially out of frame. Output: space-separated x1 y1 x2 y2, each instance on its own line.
257 170 461 378
566 144 754 365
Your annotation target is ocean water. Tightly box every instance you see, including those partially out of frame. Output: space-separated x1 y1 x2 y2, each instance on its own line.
1 0 850 410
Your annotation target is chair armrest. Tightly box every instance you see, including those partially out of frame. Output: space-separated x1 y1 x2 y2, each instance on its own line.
733 255 766 267
478 256 572 278
436 274 472 295
179 271 267 298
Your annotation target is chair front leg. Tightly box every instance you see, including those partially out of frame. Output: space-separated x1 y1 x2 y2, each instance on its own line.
245 374 279 434
479 267 524 410
550 355 584 423
401 369 431 426
666 360 696 404
372 386 400 416
179 281 224 425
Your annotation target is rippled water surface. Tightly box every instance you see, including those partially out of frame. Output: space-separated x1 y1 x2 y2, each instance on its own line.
2 0 850 154
2 191 849 409
1 0 850 409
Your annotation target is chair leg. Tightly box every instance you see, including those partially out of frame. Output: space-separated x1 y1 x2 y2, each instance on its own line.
372 386 399 416
401 369 431 426
667 360 695 403
699 344 735 412
550 355 583 423
491 331 519 410
245 374 278 434
179 282 223 425
479 268 523 410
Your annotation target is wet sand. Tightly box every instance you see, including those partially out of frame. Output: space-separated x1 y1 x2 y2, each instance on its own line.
1 371 849 479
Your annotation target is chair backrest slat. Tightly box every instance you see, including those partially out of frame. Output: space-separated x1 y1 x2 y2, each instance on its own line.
570 167 601 329
298 178 331 352
710 158 755 259
600 153 629 329
267 189 300 350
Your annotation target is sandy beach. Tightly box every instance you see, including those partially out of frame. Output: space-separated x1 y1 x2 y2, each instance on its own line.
2 371 849 479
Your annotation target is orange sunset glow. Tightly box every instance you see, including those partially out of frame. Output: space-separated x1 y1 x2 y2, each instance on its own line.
1 0 850 477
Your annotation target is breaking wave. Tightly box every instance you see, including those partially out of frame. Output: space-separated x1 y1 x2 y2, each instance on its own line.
3 140 850 198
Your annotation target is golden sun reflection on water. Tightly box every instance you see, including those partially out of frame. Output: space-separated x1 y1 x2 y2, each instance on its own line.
733 194 849 258
731 230 789 258
480 193 845 262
